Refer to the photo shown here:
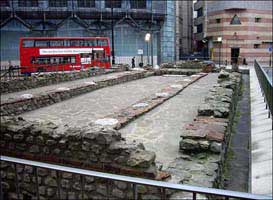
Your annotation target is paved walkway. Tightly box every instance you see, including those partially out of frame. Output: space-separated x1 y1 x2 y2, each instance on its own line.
1 71 133 102
250 67 272 196
119 73 218 168
20 75 190 130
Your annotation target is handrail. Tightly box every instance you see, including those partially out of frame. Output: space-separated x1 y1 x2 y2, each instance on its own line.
1 156 271 200
254 60 272 118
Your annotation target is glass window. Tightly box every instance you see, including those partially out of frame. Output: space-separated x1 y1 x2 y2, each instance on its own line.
105 0 122 8
48 0 67 7
70 40 80 46
50 40 64 47
197 8 203 17
216 19 221 24
197 24 203 33
97 39 108 46
230 15 241 25
255 17 261 23
18 0 38 7
78 0 95 7
85 40 96 46
254 44 260 49
131 0 146 9
22 40 34 47
35 40 49 47
64 40 70 46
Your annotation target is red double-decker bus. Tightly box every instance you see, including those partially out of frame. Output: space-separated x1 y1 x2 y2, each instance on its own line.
20 37 111 74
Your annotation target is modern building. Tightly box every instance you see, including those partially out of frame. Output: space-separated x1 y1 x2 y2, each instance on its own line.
0 0 193 67
194 0 272 65
175 0 193 60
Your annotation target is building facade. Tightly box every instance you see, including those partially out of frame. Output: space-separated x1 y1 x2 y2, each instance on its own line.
0 0 193 67
175 0 193 59
194 0 272 65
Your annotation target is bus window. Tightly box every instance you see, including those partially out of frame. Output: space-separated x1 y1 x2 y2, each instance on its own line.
50 40 64 47
85 40 96 46
97 39 108 46
64 40 70 46
22 40 34 47
71 56 76 64
35 40 49 47
70 40 84 47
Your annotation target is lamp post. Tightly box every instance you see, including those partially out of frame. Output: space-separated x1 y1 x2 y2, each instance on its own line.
145 33 151 65
217 37 222 68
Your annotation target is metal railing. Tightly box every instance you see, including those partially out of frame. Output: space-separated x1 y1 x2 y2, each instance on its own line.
0 156 271 200
254 60 272 119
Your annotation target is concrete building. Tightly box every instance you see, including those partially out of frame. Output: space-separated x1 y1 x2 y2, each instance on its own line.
194 0 272 65
175 1 193 60
0 0 193 67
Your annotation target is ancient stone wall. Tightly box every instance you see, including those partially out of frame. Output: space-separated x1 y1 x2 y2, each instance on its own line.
0 117 162 199
0 64 128 94
1 71 153 116
179 70 242 190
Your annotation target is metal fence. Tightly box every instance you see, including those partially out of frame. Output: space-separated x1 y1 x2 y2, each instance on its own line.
254 60 273 120
0 156 271 200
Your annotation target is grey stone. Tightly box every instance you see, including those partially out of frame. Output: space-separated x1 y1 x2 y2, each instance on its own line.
29 145 40 153
13 134 24 142
127 149 156 168
36 136 44 145
113 181 127 190
46 139 57 146
72 182 81 191
199 140 210 150
44 177 57 187
61 179 70 189
3 134 12 141
38 168 48 177
85 176 95 183
112 188 125 199
218 70 230 79
47 188 56 197
62 172 73 179
84 184 95 191
26 136 34 143
210 142 222 153
142 194 161 200
96 184 107 195
179 139 200 151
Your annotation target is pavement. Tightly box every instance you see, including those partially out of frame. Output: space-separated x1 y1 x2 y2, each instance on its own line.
249 67 272 196
20 75 191 130
119 73 219 168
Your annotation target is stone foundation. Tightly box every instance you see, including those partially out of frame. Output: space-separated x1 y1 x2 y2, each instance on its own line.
0 64 128 94
178 70 242 192
1 71 153 116
0 116 165 199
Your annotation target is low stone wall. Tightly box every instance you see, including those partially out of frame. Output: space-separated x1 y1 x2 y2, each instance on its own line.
0 116 166 199
178 70 241 192
1 71 153 116
0 64 128 94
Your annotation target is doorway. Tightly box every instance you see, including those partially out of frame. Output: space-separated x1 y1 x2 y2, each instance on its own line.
231 48 240 64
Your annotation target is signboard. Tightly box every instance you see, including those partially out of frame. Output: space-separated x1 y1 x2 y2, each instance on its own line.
40 48 93 55
138 49 143 55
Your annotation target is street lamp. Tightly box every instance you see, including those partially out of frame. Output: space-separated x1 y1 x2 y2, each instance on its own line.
217 37 222 68
145 33 151 65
